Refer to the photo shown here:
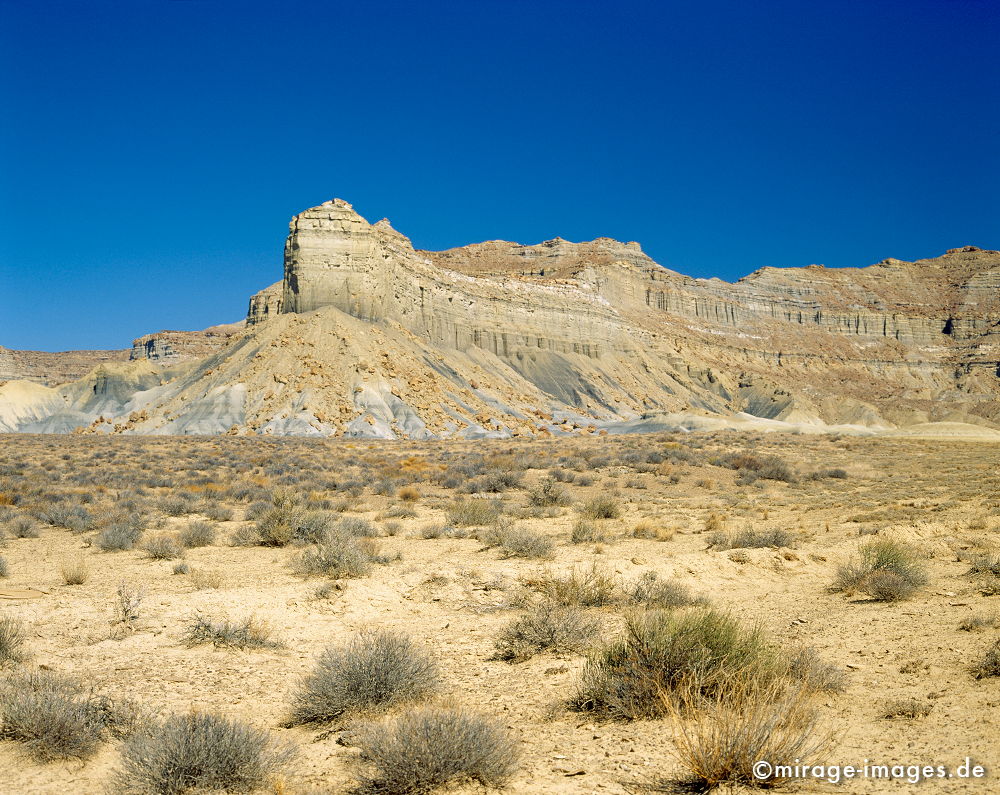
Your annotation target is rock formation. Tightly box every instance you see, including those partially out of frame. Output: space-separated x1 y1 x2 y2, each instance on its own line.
0 346 130 387
2 198 997 438
130 322 245 362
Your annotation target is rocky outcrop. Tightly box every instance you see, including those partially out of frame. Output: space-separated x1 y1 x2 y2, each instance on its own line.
246 282 283 325
274 200 631 359
130 323 245 362
2 197 997 438
0 346 130 386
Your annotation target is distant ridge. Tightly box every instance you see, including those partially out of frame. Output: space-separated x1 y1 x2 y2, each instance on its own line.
2 199 997 437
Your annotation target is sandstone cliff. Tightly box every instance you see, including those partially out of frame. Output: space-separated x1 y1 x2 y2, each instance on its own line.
130 322 245 362
2 198 997 437
0 346 130 387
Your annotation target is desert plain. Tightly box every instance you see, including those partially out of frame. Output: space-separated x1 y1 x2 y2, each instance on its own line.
0 429 998 793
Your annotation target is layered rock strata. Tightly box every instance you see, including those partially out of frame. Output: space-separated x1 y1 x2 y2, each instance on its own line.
0 346 130 387
130 323 245 362
2 197 997 437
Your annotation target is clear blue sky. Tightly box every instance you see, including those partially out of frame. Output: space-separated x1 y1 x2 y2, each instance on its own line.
1 0 997 352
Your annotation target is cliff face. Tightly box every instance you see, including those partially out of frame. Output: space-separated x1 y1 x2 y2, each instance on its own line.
130 323 245 362
242 199 999 435
2 198 997 437
0 346 130 387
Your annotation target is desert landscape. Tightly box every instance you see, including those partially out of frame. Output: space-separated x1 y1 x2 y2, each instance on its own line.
2 198 999 794
0 429 998 793
3 2 997 790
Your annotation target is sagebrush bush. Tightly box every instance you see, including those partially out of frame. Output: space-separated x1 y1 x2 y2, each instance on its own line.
711 451 796 483
570 609 782 720
397 486 420 503
834 538 927 601
580 496 621 520
492 603 599 662
625 572 706 610
111 582 144 627
707 527 795 550
447 498 503 527
525 563 620 607
786 647 846 693
0 671 137 761
880 698 932 719
142 534 184 560
288 629 439 725
959 613 999 632
355 706 519 794
178 520 216 548
115 712 295 795
968 555 1000 595
340 516 380 537
183 614 281 650
0 555 7 578
200 502 234 522
527 479 570 507
463 470 523 494
478 522 553 559
0 615 28 665
631 520 674 541
97 520 144 552
9 515 40 538
293 532 382 579
571 519 610 544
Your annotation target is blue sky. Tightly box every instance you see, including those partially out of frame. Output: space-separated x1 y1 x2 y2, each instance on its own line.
1 0 997 351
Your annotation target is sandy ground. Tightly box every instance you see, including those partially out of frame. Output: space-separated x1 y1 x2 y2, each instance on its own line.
0 432 998 793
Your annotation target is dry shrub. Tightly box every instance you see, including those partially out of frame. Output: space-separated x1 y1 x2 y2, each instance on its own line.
711 451 796 483
61 558 90 585
661 679 833 791
183 614 281 650
492 603 599 662
447 498 503 527
572 520 611 544
0 615 28 666
525 563 620 607
624 572 706 611
355 705 519 794
478 522 553 559
580 496 622 520
111 582 144 628
178 520 216 548
708 527 795 550
397 486 421 503
570 609 782 720
973 639 1000 679
97 520 144 552
527 479 570 507
0 671 138 761
880 698 932 719
190 568 224 589
141 534 184 560
293 532 384 579
115 711 295 794
9 515 40 538
959 613 999 632
968 554 1000 595
288 629 439 726
703 512 725 533
833 538 927 602
632 520 674 541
